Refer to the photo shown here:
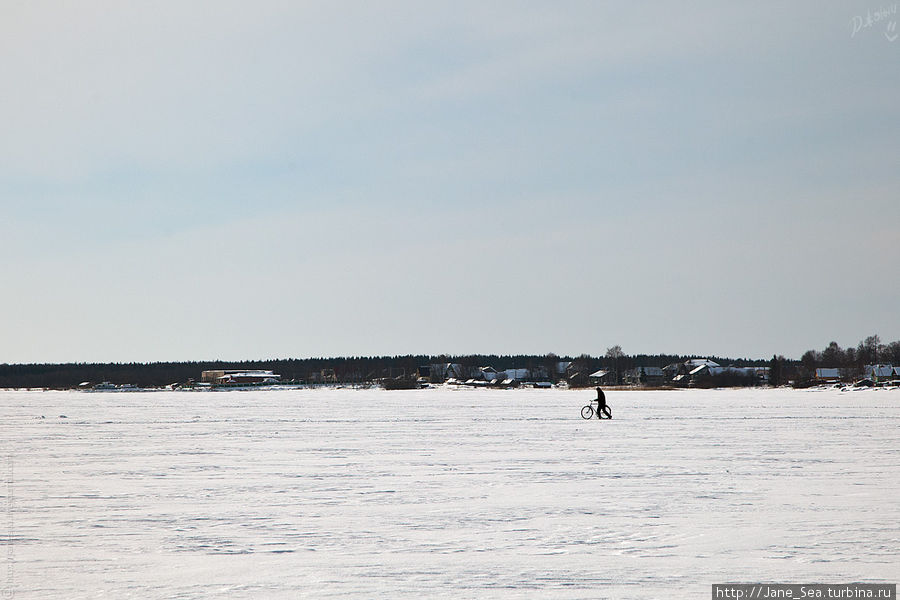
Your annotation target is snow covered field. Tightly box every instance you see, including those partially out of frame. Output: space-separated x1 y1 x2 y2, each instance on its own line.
2 387 898 599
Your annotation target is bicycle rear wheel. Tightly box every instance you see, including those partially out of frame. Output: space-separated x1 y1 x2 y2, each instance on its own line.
581 405 594 419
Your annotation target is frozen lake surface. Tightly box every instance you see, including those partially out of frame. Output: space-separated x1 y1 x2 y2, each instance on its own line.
2 387 898 598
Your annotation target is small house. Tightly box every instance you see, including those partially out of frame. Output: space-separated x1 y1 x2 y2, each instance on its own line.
589 370 615 385
480 366 500 381
216 370 280 384
624 366 664 386
864 365 894 381
815 368 842 382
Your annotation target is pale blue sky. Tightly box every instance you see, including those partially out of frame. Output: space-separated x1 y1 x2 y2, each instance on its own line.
1 1 898 363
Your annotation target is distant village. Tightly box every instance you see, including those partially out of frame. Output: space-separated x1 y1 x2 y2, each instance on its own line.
73 359 900 392
195 359 779 389
3 334 897 391
415 358 771 388
354 359 899 390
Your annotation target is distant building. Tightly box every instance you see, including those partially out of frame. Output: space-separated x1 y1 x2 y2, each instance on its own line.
430 363 468 381
501 368 530 381
480 366 500 381
662 363 683 380
688 364 710 378
689 365 770 385
864 365 894 380
815 368 842 382
664 359 720 383
624 366 664 386
201 370 280 384
685 359 720 369
589 370 615 385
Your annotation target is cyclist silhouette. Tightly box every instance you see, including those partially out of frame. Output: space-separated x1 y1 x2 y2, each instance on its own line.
596 387 608 419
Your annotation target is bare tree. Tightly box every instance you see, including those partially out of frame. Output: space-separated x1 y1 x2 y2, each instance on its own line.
606 345 624 384
857 335 881 366
820 341 844 367
885 341 900 366
800 350 819 376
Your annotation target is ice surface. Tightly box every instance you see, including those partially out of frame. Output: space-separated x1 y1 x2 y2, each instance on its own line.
1 387 898 599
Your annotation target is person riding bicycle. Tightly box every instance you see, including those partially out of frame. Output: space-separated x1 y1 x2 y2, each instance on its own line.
595 387 607 419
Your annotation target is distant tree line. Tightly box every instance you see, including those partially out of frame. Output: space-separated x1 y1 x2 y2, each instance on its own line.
1 350 775 389
1 336 894 389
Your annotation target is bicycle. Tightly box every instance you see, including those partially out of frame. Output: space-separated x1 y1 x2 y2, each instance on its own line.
580 400 612 419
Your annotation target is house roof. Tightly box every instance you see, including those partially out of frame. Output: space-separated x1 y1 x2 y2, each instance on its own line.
504 368 529 379
866 365 894 377
816 368 841 378
220 371 280 379
685 359 720 368
589 370 609 378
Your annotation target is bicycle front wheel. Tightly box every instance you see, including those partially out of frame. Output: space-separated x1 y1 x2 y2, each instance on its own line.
581 405 594 419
